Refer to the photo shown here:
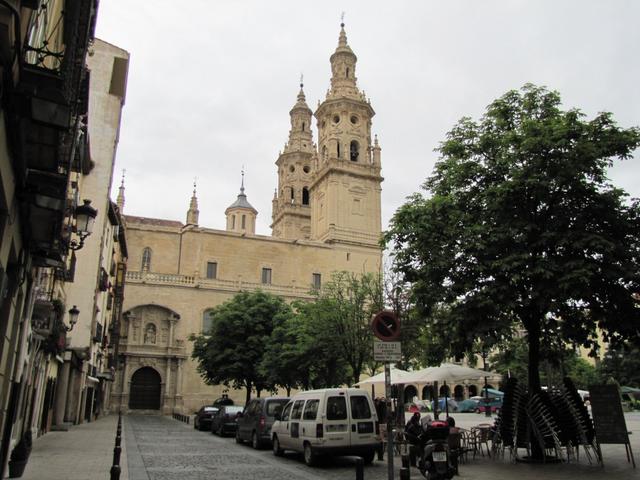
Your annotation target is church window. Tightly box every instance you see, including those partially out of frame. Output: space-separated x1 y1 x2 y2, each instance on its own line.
312 273 321 290
350 140 359 162
346 67 350 78
241 215 246 229
333 115 340 124
337 141 341 158
290 187 295 202
303 165 310 173
202 310 215 334
350 115 358 125
302 187 310 205
206 262 217 279
231 215 236 229
346 252 351 261
144 323 156 344
302 122 305 131
261 268 272 285
141 247 152 271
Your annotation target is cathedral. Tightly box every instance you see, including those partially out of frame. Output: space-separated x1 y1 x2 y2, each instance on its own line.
112 24 384 414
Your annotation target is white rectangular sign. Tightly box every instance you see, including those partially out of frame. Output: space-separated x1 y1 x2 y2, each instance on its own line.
373 340 402 362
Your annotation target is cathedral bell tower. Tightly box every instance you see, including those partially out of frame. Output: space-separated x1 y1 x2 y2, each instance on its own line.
311 23 383 245
271 82 316 239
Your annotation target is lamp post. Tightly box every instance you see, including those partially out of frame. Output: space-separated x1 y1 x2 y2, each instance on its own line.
68 199 98 251
482 350 491 417
65 305 79 331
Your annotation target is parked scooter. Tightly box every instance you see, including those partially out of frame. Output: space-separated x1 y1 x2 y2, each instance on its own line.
417 419 455 480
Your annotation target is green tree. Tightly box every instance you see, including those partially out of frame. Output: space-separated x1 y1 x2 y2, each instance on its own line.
385 84 640 401
310 271 384 386
190 290 291 404
260 301 349 394
598 342 640 387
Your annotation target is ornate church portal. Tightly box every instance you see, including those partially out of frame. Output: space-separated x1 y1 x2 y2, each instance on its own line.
129 367 161 410
112 305 186 414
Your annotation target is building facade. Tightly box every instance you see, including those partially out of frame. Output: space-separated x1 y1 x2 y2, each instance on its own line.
113 24 385 414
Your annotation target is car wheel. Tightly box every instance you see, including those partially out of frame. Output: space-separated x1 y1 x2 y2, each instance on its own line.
252 431 261 450
272 435 284 456
303 443 317 466
235 429 243 444
362 450 375 465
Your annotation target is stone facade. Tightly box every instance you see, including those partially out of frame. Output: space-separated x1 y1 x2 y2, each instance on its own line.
112 25 384 414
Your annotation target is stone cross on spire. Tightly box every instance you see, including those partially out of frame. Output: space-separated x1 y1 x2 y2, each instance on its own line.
116 169 126 212
186 177 199 226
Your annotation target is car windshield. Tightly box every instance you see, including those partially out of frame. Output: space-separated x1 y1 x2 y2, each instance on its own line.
204 407 218 412
266 400 289 416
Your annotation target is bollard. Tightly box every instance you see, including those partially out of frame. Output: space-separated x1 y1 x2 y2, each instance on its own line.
377 444 384 461
355 457 364 480
110 416 122 480
400 466 411 480
402 453 411 469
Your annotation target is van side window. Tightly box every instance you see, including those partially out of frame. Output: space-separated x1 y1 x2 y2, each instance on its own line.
327 396 348 420
291 400 305 420
350 395 372 419
303 399 319 420
281 402 292 421
267 399 289 416
248 400 260 415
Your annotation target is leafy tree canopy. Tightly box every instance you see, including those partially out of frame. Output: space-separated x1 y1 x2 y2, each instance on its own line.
190 290 291 404
385 84 640 393
310 271 384 386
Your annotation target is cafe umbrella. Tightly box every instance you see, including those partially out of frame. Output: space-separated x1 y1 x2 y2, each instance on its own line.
398 363 500 418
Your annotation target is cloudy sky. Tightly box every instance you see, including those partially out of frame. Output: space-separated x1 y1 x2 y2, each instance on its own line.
95 0 640 236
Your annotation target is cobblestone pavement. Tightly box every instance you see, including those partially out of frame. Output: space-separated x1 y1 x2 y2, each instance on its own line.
126 412 640 480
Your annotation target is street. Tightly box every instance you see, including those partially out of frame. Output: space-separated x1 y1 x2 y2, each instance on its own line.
123 413 640 480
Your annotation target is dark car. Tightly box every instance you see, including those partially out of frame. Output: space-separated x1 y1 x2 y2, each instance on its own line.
235 396 290 449
194 405 219 431
212 394 234 408
475 397 502 413
211 405 244 436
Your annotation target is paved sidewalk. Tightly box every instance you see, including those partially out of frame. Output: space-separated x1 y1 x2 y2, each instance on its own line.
18 414 126 480
11 412 639 480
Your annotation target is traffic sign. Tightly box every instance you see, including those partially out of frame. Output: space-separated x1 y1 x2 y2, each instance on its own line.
373 340 402 362
371 310 400 341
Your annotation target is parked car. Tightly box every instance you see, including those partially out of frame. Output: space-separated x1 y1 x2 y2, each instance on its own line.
236 396 290 449
271 388 381 466
194 405 219 431
457 398 481 413
212 394 234 407
474 397 502 413
211 405 244 436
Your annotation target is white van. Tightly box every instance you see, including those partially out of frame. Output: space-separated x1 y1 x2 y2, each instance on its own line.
270 388 381 466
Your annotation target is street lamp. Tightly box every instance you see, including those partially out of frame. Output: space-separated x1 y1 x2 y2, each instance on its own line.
68 200 98 251
65 305 80 331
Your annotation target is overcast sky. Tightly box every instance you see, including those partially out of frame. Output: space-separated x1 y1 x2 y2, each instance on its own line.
95 0 640 237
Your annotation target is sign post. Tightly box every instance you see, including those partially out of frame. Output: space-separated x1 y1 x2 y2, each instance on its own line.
371 311 401 480
589 384 636 468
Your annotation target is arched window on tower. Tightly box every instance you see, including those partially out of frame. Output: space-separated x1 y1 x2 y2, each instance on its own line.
336 141 341 159
231 215 236 229
350 140 359 162
346 67 350 78
141 247 152 271
302 187 310 205
290 187 295 203
302 122 305 132
241 214 246 229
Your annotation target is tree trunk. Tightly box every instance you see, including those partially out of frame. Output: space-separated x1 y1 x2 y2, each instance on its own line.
245 381 252 405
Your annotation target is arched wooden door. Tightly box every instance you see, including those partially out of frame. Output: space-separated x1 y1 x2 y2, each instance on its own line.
129 367 161 410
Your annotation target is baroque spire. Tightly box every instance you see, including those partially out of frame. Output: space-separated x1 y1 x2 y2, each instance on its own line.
116 170 125 212
186 178 199 226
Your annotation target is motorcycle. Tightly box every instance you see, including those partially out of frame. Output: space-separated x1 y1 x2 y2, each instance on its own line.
417 420 455 480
